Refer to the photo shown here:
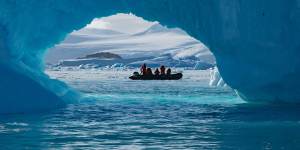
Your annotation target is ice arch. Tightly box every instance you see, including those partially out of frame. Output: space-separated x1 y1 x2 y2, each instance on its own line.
0 0 299 113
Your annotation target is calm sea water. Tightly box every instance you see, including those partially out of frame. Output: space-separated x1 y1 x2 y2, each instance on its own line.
1 70 300 150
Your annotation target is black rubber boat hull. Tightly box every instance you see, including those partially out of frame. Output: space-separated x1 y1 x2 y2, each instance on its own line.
129 73 183 80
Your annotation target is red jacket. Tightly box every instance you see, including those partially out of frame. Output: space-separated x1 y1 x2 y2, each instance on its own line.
141 66 147 75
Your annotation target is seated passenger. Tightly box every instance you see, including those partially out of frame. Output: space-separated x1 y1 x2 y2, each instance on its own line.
167 68 171 75
160 65 166 75
154 68 160 76
147 68 153 75
140 63 147 75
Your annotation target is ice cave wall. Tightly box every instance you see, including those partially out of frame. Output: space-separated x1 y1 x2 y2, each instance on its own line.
0 0 299 113
127 0 300 102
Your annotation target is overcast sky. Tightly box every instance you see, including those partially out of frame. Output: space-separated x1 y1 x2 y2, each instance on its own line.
85 13 157 34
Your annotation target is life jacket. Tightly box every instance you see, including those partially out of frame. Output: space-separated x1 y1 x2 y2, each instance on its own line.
141 65 147 75
160 66 166 75
143 68 147 75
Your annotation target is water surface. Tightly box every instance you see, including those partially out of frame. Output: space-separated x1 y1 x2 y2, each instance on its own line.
0 70 299 149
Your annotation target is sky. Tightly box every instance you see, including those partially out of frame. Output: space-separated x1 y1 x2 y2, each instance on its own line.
85 13 157 34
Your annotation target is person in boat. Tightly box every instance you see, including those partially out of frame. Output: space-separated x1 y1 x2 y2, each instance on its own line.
154 68 160 76
160 65 166 75
140 63 147 75
167 68 172 76
147 68 153 75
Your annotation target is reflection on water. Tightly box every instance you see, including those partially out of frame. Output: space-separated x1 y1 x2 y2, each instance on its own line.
0 70 299 149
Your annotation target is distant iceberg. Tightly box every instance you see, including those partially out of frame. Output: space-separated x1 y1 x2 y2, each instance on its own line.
56 52 214 70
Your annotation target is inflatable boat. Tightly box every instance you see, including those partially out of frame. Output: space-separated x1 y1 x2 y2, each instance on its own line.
129 72 183 80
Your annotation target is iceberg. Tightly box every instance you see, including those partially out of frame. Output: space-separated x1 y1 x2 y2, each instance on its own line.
210 67 226 87
0 0 299 113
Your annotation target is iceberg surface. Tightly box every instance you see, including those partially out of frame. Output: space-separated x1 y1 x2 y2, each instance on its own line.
0 0 299 113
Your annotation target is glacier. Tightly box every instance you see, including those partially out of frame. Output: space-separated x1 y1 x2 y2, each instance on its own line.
0 0 299 113
45 22 214 67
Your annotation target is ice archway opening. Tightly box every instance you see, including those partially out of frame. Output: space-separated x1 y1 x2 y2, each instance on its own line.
0 0 299 113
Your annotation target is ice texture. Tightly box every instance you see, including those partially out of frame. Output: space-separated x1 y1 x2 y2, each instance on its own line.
0 0 299 113
210 67 226 87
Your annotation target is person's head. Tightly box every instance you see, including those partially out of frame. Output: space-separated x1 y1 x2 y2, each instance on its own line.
143 63 146 67
161 65 165 68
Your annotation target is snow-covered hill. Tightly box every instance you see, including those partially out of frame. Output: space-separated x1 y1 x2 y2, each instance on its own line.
46 20 215 69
